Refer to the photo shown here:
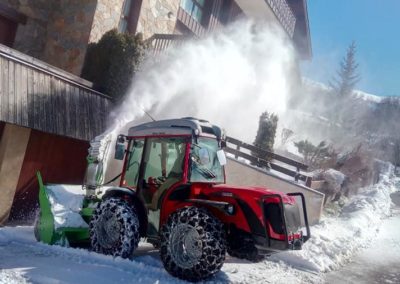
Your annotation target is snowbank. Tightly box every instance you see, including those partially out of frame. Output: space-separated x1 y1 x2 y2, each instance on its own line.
274 163 399 272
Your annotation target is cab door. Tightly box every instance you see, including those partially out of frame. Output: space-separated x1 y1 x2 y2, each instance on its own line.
139 137 187 236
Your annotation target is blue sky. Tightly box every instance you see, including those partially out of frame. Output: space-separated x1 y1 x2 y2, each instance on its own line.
301 0 400 96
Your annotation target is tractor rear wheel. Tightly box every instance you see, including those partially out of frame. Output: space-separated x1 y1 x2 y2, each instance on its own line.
160 207 226 282
89 198 140 258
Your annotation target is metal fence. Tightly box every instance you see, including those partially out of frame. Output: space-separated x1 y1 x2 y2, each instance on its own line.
225 136 312 186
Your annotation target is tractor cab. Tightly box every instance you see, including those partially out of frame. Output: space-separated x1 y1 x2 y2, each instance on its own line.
114 118 227 237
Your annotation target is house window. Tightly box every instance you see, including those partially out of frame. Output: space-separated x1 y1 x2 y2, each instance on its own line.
0 4 26 47
180 0 206 23
0 14 17 46
118 0 133 33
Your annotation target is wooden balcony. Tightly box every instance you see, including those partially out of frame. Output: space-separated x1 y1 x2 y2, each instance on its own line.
234 0 296 38
147 34 189 57
266 0 296 37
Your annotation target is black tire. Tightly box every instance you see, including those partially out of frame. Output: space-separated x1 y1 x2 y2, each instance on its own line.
227 233 264 262
89 197 140 258
160 207 226 282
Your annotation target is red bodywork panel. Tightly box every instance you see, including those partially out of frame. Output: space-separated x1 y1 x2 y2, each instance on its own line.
160 182 297 241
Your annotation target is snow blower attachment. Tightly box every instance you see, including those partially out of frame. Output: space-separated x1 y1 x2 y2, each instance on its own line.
34 134 112 246
35 118 310 282
35 172 90 245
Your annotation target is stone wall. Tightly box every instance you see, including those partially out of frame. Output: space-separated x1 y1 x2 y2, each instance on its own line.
1 0 98 75
1 0 51 60
137 0 180 39
43 0 97 75
1 0 182 73
89 0 125 43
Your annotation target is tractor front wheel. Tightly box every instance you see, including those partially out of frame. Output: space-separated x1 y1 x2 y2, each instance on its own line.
160 207 226 282
89 197 140 258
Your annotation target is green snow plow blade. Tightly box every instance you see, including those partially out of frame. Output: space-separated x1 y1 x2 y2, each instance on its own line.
35 172 91 246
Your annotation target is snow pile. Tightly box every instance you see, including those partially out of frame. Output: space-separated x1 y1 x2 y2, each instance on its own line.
277 164 399 272
46 185 88 229
0 270 28 284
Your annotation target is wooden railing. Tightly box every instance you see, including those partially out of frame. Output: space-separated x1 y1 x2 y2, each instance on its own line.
177 7 206 37
147 34 189 57
225 136 312 187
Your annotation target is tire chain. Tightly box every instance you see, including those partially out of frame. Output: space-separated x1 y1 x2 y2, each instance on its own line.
160 207 226 282
89 197 140 258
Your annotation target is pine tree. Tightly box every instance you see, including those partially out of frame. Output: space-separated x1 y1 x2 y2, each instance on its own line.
330 41 360 97
253 111 278 160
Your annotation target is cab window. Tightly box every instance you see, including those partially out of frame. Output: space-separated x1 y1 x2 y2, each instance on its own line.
124 139 144 188
141 137 186 206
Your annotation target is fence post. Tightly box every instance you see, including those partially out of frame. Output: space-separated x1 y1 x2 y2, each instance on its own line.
235 143 240 159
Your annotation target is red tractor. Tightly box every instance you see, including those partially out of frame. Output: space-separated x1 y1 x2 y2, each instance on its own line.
33 118 309 281
86 118 310 281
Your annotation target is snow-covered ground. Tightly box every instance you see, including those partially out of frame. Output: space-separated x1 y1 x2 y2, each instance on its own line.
1 168 399 284
325 208 400 284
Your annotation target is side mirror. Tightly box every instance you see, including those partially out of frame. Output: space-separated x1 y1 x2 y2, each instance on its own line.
114 135 126 160
217 150 227 166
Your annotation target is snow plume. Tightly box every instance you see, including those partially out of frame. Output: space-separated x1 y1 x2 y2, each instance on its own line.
109 20 295 142
273 163 399 273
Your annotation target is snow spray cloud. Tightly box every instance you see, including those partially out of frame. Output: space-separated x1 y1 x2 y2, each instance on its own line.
109 20 296 142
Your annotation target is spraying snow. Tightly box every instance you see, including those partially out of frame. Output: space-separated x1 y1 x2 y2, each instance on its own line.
111 20 295 141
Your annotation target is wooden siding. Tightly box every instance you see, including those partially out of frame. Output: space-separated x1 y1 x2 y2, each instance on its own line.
8 129 89 221
0 44 112 141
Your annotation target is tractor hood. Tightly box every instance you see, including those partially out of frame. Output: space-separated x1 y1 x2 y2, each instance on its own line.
211 184 296 204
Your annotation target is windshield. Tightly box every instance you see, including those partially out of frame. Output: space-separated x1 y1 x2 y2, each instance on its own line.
189 137 225 183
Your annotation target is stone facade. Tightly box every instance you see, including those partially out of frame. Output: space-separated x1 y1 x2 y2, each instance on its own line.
89 0 125 43
1 0 98 75
43 0 97 75
2 0 51 60
137 0 180 39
